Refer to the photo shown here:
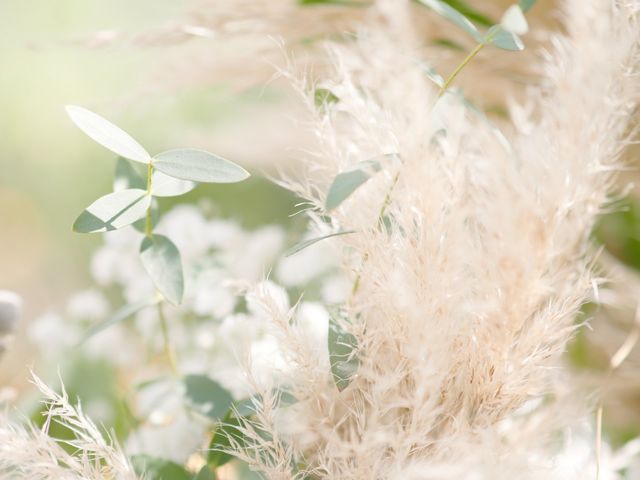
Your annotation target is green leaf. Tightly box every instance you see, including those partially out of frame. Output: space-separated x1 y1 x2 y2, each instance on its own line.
416 0 482 42
325 159 382 210
81 297 159 342
485 25 524 51
153 149 250 184
417 62 445 87
131 455 191 480
73 189 151 233
194 466 217 480
314 88 339 108
431 38 465 52
65 105 151 164
139 235 184 305
152 171 196 197
183 374 234 421
208 417 244 468
328 311 359 391
114 158 145 191
518 0 537 12
442 0 494 27
115 158 196 197
285 230 355 257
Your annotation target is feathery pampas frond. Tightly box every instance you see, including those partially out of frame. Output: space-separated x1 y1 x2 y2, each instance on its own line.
0 374 137 480
230 0 640 478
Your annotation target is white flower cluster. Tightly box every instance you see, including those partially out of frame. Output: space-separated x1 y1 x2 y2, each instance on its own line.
28 203 346 465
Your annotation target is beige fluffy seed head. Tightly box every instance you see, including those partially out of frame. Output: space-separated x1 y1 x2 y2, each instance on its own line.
234 0 640 478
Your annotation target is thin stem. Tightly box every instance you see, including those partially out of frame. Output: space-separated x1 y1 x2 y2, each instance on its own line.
350 170 400 298
157 302 178 376
350 40 484 298
438 42 485 98
145 161 154 237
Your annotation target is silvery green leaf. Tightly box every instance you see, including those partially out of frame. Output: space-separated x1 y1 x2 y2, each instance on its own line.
73 189 151 233
518 0 537 12
114 158 145 191
195 466 217 480
151 170 196 197
0 290 22 335
500 4 528 35
485 25 524 51
326 159 382 210
208 417 243 468
65 105 151 164
417 0 482 42
153 149 250 184
139 235 184 305
183 374 234 421
418 62 445 87
328 312 359 391
81 297 159 342
285 230 355 257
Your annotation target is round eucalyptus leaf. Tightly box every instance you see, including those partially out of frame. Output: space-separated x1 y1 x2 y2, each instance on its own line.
183 374 234 421
151 170 196 197
139 234 184 305
153 149 250 184
114 157 145 191
73 189 151 234
65 105 151 164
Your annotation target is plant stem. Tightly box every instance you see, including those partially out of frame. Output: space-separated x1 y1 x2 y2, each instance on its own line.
350 40 484 298
350 170 400 297
157 302 178 376
143 164 176 376
145 161 154 237
438 42 485 97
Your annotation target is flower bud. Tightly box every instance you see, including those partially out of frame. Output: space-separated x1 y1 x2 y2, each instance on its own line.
0 290 22 335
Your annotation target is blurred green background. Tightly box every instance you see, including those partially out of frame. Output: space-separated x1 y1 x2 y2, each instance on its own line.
0 0 297 319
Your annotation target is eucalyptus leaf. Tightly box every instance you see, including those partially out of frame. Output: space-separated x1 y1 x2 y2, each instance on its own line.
326 159 382 210
416 0 482 42
195 466 217 480
285 230 356 257
153 149 250 184
442 0 494 27
81 297 159 342
485 25 523 51
417 62 445 87
152 170 197 197
139 235 184 306
65 105 151 164
314 88 339 107
183 374 234 421
208 417 244 468
73 189 151 233
328 313 359 391
114 158 145 191
131 455 191 480
518 0 537 12
500 4 528 35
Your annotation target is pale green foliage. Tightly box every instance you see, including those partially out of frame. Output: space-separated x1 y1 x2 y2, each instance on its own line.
153 148 250 183
73 189 151 233
139 235 184 306
325 158 382 210
66 105 151 164
183 374 234 421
